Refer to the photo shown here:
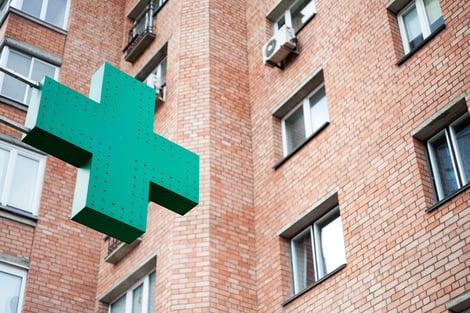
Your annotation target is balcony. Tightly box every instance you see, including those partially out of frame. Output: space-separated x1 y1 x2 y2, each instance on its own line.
105 236 142 264
123 5 155 63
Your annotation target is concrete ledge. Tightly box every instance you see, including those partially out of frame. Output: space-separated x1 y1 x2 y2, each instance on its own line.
446 290 470 313
0 252 30 269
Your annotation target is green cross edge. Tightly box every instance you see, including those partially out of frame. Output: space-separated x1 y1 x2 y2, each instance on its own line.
22 63 199 243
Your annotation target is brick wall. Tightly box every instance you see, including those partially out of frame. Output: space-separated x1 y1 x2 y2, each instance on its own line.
0 217 34 260
248 0 469 312
0 1 125 312
97 0 256 311
96 0 469 312
60 0 125 93
0 0 467 312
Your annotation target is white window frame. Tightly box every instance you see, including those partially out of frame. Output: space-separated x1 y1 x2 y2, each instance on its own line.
281 84 329 156
109 271 155 313
290 226 315 293
273 0 316 33
290 206 346 295
0 140 46 215
10 0 71 29
0 47 59 105
0 262 27 313
397 0 443 54
427 113 470 201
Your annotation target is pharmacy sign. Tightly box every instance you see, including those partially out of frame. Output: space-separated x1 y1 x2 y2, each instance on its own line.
23 63 199 243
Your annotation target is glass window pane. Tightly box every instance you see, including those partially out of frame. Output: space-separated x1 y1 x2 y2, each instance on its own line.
319 216 346 275
8 154 39 211
147 272 156 313
424 0 444 32
151 0 157 12
1 76 27 103
26 60 56 104
276 15 286 31
429 133 459 198
158 57 167 87
110 294 126 313
6 51 31 77
0 0 9 20
309 87 329 133
152 0 166 13
0 271 22 313
403 5 424 50
132 283 144 313
0 148 10 199
291 0 315 32
31 59 56 82
291 228 315 293
44 0 67 27
452 116 470 184
133 9 150 37
2 51 31 102
284 106 306 154
21 0 43 19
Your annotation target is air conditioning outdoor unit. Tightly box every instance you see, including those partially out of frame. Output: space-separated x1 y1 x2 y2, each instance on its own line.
262 25 297 66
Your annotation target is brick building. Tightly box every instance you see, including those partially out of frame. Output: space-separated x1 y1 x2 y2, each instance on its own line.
0 0 468 312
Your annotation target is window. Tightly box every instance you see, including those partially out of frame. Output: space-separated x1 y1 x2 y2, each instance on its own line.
278 189 345 302
427 113 470 201
0 262 27 313
397 0 444 54
144 56 167 101
273 0 316 33
290 207 346 295
150 0 168 14
0 0 9 21
124 0 160 62
109 271 156 313
136 45 168 101
127 0 169 42
0 140 46 215
10 0 70 29
0 47 58 105
281 84 329 156
129 8 153 40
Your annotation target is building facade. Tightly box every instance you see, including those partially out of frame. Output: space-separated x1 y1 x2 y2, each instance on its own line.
0 0 468 312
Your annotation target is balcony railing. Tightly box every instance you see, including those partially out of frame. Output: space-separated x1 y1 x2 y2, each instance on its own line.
105 236 142 264
124 3 155 63
107 237 121 255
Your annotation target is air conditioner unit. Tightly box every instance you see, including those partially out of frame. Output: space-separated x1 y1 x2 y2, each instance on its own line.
262 25 297 66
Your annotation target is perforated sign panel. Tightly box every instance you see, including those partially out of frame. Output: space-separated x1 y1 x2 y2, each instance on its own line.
23 63 199 243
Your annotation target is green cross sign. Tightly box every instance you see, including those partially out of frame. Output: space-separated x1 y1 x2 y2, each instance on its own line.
22 63 199 243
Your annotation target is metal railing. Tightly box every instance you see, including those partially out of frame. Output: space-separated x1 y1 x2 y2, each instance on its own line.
0 65 37 133
126 3 154 48
106 236 122 255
